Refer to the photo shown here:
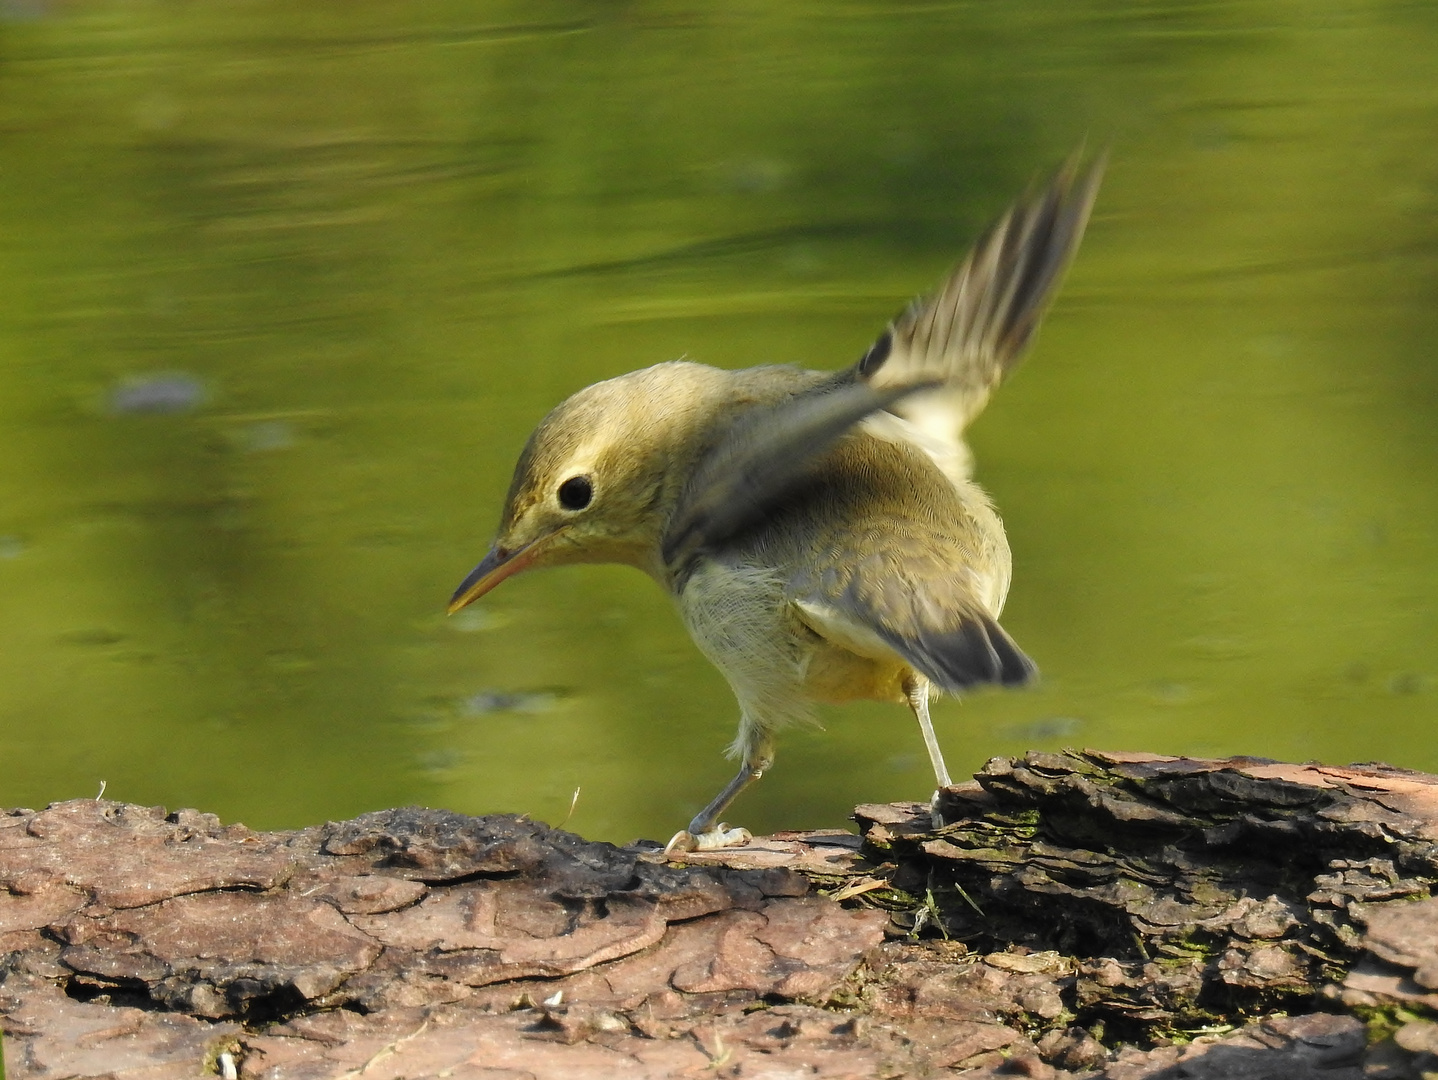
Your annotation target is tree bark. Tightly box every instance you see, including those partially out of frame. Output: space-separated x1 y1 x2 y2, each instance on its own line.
2 750 1437 1078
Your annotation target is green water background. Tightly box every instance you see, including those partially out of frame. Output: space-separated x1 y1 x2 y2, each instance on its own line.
1 1 1436 843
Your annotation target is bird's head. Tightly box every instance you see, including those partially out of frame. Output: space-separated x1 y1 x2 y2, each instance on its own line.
448 361 728 613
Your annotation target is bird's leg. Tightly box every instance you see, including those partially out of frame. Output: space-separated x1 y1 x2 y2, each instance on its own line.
905 674 952 827
665 765 762 855
665 737 774 856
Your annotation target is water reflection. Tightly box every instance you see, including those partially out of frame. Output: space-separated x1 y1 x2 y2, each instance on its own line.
463 690 560 716
109 373 207 416
0 1 1435 842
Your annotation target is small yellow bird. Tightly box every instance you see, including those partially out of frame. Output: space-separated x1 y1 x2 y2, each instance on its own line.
449 153 1103 853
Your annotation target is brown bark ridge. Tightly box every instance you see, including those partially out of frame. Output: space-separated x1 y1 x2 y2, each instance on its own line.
0 750 1436 1078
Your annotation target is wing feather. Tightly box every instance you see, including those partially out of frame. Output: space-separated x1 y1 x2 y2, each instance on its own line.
857 150 1105 445
661 377 935 577
791 536 1036 696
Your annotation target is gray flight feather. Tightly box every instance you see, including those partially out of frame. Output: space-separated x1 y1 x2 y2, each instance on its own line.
880 608 1036 691
857 150 1105 437
661 377 936 579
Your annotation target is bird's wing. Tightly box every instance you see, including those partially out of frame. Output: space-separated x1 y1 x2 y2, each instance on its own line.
661 378 935 577
791 532 1036 694
854 151 1104 456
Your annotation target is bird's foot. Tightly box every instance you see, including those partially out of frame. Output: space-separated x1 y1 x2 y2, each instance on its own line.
663 823 752 856
929 789 945 830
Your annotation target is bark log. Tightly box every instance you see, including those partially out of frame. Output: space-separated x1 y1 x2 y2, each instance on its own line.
0 750 1436 1078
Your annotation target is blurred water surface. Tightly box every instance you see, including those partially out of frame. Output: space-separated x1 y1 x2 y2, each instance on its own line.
1 1 1436 841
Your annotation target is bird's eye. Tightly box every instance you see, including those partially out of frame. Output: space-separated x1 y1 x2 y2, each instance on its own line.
557 475 593 510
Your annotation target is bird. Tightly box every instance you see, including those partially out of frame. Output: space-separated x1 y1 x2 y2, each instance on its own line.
448 152 1104 854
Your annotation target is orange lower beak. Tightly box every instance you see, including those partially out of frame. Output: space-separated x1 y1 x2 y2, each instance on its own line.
447 537 547 614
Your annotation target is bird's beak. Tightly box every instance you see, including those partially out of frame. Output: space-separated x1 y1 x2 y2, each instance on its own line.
447 535 551 614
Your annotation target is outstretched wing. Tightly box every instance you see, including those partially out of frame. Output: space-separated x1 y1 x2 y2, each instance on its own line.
661 377 935 578
856 150 1104 457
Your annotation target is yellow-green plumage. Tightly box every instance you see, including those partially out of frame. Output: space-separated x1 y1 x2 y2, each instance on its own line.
449 153 1104 852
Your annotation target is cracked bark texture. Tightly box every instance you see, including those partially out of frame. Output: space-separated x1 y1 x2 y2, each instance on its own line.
1 750 1437 1078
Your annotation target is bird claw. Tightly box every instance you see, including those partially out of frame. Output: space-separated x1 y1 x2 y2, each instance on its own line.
929 790 945 829
663 823 753 856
